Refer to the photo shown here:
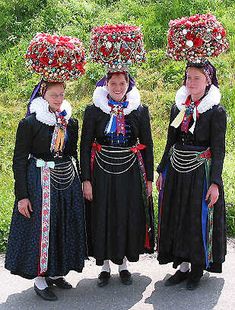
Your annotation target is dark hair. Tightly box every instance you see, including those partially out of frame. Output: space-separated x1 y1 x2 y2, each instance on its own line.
183 60 219 88
106 71 129 83
40 80 66 98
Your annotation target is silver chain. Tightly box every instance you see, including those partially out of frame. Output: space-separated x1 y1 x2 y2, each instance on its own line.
96 151 135 166
99 150 134 160
50 161 75 190
170 145 210 173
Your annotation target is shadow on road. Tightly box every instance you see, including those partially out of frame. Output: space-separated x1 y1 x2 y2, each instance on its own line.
0 273 151 310
145 272 224 310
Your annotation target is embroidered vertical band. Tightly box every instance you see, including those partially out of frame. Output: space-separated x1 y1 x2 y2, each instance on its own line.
36 159 55 275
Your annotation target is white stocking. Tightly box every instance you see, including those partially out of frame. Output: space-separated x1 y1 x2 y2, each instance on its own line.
34 276 48 290
179 262 190 273
118 257 128 272
101 260 111 273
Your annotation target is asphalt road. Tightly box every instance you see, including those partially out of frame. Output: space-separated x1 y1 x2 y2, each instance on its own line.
0 239 234 310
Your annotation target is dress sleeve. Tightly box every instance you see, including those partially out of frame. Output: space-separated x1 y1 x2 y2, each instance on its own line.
68 118 80 173
13 118 33 202
157 105 178 173
80 105 96 182
210 106 227 188
69 118 79 159
138 106 154 181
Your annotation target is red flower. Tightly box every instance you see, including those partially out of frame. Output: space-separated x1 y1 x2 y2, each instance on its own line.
30 53 37 59
185 20 192 28
51 59 58 67
120 47 130 56
193 37 204 47
168 38 175 48
221 28 226 37
99 46 113 57
186 32 195 40
47 37 56 44
39 57 49 65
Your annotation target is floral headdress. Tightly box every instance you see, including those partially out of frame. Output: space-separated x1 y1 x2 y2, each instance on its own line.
25 33 86 82
167 14 229 63
90 24 146 72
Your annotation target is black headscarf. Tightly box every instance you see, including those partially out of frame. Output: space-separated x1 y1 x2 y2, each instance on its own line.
183 60 219 88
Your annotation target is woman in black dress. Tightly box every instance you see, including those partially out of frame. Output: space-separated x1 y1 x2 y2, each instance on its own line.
156 61 227 290
5 81 87 300
80 71 154 286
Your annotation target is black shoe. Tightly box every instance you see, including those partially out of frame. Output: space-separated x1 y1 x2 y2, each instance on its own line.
97 271 111 287
45 277 72 289
34 284 58 301
119 270 132 285
186 277 201 290
186 271 202 290
164 270 189 286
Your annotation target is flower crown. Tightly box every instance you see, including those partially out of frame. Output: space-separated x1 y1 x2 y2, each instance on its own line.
25 33 86 82
167 14 229 62
90 24 146 71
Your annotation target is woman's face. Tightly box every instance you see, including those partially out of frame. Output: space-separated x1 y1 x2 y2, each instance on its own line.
185 67 208 100
44 84 65 112
106 73 129 102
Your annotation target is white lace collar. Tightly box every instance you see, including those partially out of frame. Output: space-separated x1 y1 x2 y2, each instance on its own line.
175 84 221 113
93 86 141 115
29 97 72 126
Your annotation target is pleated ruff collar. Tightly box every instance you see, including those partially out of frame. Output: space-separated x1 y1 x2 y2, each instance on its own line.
93 86 141 115
29 97 72 126
175 84 221 114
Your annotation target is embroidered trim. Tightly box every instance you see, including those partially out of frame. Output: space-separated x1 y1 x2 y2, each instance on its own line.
39 163 51 275
29 97 72 126
93 86 141 115
175 85 221 114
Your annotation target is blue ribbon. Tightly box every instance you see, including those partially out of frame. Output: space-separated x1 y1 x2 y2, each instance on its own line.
105 99 128 134
59 109 67 117
201 178 209 268
36 159 55 169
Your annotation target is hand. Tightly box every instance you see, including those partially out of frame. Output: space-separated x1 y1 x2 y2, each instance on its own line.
206 183 219 208
156 173 163 192
147 181 152 197
83 180 93 201
18 198 33 218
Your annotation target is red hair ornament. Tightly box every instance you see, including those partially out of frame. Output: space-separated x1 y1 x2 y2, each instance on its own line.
25 33 86 82
90 24 146 71
167 14 229 62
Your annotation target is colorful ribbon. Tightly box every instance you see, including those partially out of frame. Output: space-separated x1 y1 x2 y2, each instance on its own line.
105 99 128 135
171 96 200 134
50 109 68 158
36 159 53 275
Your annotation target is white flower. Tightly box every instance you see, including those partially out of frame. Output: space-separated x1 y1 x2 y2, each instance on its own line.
186 40 194 47
106 41 112 49
182 29 187 35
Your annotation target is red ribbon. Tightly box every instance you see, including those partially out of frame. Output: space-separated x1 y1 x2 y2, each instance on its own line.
92 142 102 152
199 148 211 159
130 144 146 153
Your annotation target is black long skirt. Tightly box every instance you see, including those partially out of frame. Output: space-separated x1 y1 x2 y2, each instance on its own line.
157 145 226 273
86 147 149 266
5 158 87 279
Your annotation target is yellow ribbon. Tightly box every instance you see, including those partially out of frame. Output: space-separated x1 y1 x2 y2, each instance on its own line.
170 107 186 128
